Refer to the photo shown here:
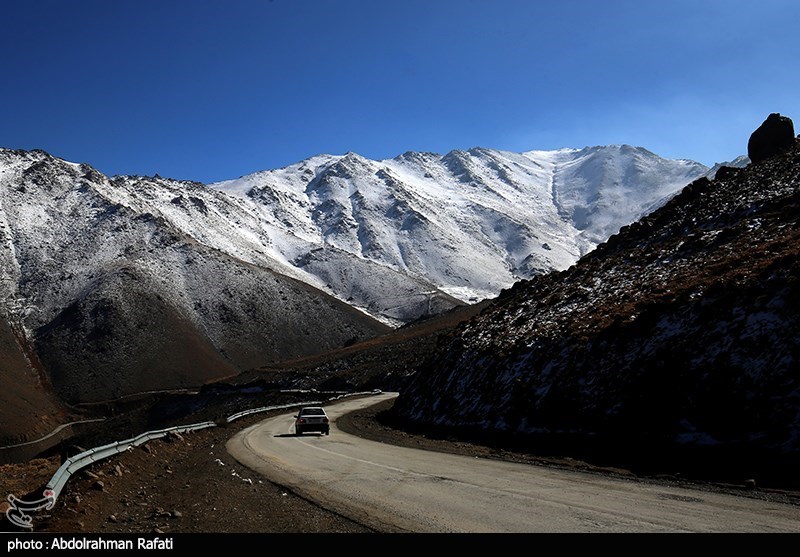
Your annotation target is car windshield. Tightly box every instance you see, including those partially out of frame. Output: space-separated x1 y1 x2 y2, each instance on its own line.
301 408 326 416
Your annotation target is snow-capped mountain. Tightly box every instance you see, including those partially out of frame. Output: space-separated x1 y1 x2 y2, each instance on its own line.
0 148 388 415
211 145 708 309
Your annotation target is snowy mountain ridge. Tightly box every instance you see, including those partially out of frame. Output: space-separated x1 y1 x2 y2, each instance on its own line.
0 144 712 332
210 145 709 315
0 147 389 410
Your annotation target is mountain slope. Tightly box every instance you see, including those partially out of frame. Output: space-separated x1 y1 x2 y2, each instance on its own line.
212 146 708 307
391 130 800 483
103 171 463 326
0 313 66 447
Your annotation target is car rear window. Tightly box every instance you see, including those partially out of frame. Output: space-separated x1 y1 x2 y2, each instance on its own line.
301 408 326 415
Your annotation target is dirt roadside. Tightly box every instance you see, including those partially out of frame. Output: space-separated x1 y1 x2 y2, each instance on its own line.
3 405 374 534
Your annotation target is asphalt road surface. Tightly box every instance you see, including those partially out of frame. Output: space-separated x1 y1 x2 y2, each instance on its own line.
226 393 800 533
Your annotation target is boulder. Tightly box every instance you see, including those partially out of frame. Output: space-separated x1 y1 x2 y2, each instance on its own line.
747 113 795 163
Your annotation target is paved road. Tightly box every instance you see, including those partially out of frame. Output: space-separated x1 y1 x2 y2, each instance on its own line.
227 393 800 533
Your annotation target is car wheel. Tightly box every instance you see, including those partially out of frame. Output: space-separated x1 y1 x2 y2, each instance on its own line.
295 427 301 435
324 429 330 436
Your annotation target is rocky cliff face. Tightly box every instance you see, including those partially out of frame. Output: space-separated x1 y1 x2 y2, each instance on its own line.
392 120 800 483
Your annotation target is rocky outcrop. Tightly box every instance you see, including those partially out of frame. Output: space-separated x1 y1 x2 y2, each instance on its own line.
747 113 795 163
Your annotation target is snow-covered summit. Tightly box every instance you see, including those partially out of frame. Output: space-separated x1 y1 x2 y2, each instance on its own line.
209 145 708 305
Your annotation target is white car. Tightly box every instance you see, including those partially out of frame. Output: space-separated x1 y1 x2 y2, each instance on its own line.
294 406 330 435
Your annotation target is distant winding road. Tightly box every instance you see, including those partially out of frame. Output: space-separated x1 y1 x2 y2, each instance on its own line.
0 418 105 450
227 393 800 533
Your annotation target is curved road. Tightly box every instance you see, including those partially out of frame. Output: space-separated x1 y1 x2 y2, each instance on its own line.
227 393 800 533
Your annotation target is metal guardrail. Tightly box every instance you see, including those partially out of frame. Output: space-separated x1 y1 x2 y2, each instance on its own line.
44 421 217 501
4 390 381 529
224 402 319 424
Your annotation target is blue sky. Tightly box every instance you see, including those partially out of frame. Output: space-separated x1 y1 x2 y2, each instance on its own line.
2 0 799 183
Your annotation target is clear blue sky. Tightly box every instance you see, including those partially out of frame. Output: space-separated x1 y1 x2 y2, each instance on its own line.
2 0 799 183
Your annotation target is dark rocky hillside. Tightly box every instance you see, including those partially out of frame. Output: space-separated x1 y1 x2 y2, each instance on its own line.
392 115 800 487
